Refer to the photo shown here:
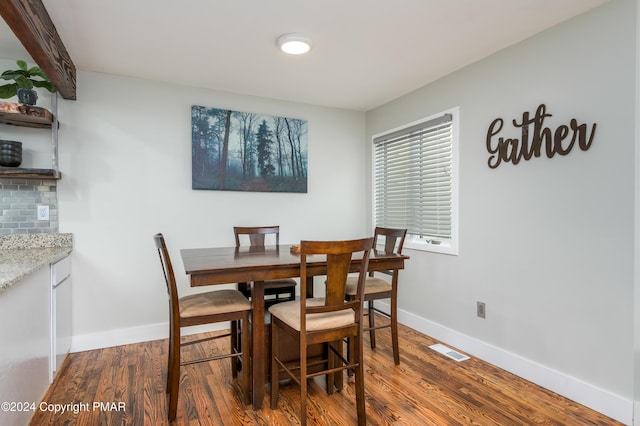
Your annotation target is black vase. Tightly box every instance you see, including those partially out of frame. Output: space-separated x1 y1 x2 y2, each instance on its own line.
17 88 38 105
0 140 22 167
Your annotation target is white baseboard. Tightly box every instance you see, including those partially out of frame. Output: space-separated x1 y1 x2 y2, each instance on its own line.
373 301 632 425
70 322 226 353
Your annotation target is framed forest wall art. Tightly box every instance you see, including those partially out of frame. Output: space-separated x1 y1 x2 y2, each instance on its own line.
191 105 308 193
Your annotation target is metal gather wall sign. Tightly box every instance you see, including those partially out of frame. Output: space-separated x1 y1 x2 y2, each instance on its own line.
485 103 596 169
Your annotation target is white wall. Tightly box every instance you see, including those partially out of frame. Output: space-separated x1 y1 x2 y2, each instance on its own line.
366 1 635 423
55 72 367 343
635 3 640 425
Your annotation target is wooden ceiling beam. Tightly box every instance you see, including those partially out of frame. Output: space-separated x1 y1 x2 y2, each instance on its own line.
0 0 76 100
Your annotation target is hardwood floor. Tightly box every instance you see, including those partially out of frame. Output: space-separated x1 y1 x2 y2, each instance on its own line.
30 318 622 425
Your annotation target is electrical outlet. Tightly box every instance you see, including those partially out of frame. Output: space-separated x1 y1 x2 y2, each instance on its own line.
477 301 486 319
37 205 49 221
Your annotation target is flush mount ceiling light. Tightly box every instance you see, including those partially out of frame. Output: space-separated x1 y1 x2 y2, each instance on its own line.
277 34 313 55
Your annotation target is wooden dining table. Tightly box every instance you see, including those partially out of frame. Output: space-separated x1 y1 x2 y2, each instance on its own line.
180 243 408 409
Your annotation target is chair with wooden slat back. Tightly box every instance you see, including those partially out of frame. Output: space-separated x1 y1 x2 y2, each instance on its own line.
269 237 374 426
234 226 297 307
345 227 407 364
153 233 251 421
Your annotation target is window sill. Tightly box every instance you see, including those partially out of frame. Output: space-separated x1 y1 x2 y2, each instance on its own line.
404 240 458 255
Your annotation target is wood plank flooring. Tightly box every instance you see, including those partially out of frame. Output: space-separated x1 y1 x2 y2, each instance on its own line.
29 318 622 425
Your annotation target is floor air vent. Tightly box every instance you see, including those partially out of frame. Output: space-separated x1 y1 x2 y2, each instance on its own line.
429 343 470 362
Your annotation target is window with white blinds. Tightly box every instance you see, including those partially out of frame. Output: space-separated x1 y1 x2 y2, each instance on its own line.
373 108 458 254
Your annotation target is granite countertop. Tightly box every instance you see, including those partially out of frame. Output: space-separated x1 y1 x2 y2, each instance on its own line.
0 234 73 293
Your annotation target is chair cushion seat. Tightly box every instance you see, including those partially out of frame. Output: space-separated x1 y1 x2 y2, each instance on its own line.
179 289 250 318
269 297 355 331
345 276 392 296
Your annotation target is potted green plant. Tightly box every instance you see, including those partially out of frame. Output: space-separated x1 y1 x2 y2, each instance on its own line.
0 60 55 105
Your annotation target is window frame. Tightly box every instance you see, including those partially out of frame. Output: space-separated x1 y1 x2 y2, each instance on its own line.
371 107 459 255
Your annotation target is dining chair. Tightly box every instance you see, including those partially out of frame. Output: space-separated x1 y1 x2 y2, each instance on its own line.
345 227 407 365
153 233 251 421
234 225 297 307
269 237 374 426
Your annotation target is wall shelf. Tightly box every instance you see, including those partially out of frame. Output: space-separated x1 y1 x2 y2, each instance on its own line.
0 102 53 128
0 99 59 179
0 167 59 179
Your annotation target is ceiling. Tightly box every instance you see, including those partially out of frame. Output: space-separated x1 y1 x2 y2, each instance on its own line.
1 0 608 111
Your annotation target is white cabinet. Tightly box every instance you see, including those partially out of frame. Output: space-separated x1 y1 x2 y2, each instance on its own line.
0 266 50 426
50 256 71 382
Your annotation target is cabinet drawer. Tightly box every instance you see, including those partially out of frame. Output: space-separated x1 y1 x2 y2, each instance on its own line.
52 256 71 286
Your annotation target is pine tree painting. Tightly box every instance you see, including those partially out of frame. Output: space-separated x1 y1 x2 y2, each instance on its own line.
191 105 308 193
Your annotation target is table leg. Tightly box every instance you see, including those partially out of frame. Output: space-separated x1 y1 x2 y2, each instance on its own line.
306 274 314 298
252 280 265 409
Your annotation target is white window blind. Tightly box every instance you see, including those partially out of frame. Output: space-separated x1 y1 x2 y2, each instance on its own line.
374 113 454 244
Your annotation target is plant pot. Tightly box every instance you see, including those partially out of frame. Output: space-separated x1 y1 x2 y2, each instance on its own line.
0 140 22 167
17 88 38 105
